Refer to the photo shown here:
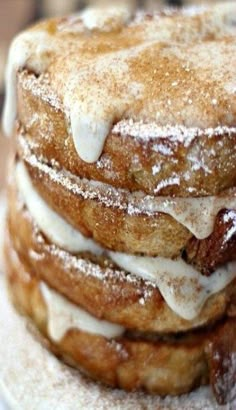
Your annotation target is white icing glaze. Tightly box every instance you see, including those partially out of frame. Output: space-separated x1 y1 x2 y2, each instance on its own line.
69 102 114 163
19 146 236 240
15 162 103 255
40 282 124 341
3 31 52 137
109 252 236 321
62 47 140 163
3 3 236 164
16 162 236 321
137 194 236 240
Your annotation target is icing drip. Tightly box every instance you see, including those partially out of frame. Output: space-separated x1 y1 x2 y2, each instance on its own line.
3 3 236 163
16 162 236 321
109 252 236 320
19 146 236 240
40 282 124 341
3 31 52 137
69 101 114 163
137 194 236 240
16 162 103 255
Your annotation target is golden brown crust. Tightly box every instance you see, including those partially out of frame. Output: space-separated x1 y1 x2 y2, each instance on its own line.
17 70 236 197
5 236 236 401
21 152 192 258
4 240 209 396
184 209 236 276
19 151 236 267
6 179 234 334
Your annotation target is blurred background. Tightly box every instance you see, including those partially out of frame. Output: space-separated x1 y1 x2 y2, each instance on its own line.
0 0 228 191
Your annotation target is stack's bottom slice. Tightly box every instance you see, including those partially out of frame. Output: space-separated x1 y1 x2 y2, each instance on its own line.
4 159 236 405
0 265 224 410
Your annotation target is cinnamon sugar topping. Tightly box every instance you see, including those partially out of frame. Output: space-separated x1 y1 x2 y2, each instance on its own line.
3 2 236 163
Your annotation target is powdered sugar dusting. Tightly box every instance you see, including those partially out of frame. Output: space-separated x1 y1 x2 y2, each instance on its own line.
0 273 221 409
214 353 236 405
19 135 236 240
15 176 236 321
0 199 226 409
154 176 180 194
21 210 156 309
222 211 236 245
31 227 153 292
4 1 236 166
21 72 62 111
113 119 236 146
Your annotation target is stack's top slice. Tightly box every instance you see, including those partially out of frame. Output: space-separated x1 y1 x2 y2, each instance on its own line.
3 1 236 196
